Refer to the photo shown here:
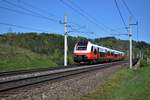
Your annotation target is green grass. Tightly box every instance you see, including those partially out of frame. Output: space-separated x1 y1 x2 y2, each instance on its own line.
78 64 150 100
0 45 57 72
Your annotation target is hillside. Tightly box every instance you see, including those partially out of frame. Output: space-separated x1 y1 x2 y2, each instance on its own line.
0 44 57 72
0 32 150 72
93 37 150 58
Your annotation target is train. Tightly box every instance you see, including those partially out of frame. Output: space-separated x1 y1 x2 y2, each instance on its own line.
73 40 125 64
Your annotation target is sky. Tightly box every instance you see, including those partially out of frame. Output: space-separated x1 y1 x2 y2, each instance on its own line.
0 0 150 43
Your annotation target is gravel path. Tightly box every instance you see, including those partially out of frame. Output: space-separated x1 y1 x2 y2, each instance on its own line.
0 63 127 100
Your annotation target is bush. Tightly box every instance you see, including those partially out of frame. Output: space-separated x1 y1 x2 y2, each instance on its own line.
140 59 148 67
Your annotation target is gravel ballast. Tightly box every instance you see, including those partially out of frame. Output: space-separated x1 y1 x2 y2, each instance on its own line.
0 64 127 100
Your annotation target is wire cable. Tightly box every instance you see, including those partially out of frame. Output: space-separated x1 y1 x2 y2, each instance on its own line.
121 0 138 41
114 0 129 33
18 0 61 20
0 6 52 20
121 0 135 18
3 0 59 23
16 0 89 35
60 0 107 33
0 22 49 32
61 0 126 36
67 0 123 34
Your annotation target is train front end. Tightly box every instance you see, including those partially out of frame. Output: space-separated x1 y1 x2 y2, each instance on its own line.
73 40 91 63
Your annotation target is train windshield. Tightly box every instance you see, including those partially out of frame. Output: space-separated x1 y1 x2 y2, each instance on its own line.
76 41 88 50
77 46 87 50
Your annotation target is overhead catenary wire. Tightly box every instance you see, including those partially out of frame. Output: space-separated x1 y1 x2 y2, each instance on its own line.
19 1 86 34
16 0 88 34
18 0 62 20
121 0 138 41
1 0 88 37
110 33 128 36
67 21 96 37
121 0 135 19
0 22 49 32
0 6 55 21
60 0 107 33
67 0 124 34
3 0 59 23
68 21 86 30
70 26 101 38
67 0 108 29
0 4 88 38
69 26 93 34
60 0 103 38
0 0 135 39
114 0 129 33
1 0 117 38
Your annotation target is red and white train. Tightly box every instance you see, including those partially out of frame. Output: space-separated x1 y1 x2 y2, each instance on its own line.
73 40 125 64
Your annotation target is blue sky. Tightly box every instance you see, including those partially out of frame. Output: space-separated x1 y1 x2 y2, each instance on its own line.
0 0 149 43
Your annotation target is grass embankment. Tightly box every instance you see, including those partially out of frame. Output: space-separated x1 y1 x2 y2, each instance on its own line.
0 45 57 72
78 63 150 100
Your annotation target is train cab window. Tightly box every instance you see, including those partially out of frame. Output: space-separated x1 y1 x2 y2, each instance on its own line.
77 46 87 50
76 40 88 50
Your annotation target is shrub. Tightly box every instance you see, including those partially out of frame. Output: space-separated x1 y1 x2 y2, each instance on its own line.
140 59 148 67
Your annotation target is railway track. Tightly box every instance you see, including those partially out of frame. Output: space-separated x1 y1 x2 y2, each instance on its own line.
0 64 79 77
0 59 138 93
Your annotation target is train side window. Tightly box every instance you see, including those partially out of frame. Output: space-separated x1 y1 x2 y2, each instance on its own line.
100 52 105 57
91 46 93 52
98 48 99 53
111 52 114 56
107 51 110 55
94 49 97 54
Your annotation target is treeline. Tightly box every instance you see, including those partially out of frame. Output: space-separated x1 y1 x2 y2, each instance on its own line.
93 37 150 58
0 32 149 66
0 32 86 65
